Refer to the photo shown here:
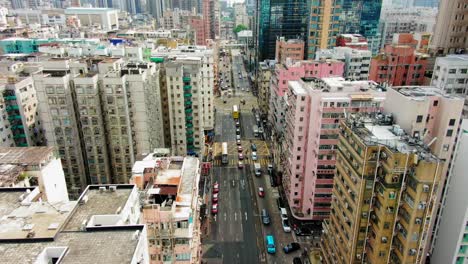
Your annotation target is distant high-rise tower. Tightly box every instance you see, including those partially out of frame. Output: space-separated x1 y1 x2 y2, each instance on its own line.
11 0 25 8
257 0 310 61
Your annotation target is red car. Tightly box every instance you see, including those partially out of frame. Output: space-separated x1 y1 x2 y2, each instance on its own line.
258 187 265 197
212 203 218 214
212 193 219 202
213 182 219 193
238 153 244 160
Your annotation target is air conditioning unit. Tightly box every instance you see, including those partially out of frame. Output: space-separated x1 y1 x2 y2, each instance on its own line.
362 212 368 218
99 186 106 192
423 184 430 192
109 185 117 192
382 236 388 243
356 254 362 260
415 218 422 225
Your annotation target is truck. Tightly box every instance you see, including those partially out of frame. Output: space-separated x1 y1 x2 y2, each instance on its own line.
254 163 261 176
253 125 259 137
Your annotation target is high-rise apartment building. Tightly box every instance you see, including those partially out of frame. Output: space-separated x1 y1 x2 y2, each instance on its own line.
431 55 468 116
257 60 275 117
34 58 164 195
321 114 443 264
340 0 382 54
315 47 372 81
369 41 429 87
203 0 220 40
430 0 468 55
431 120 468 264
282 78 385 220
233 2 249 27
151 46 214 156
131 153 201 264
379 7 437 49
257 0 310 61
269 59 344 136
307 0 342 59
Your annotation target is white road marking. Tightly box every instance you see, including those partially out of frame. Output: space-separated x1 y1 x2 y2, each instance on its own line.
245 212 248 221
234 212 237 221
224 212 227 221
214 215 217 222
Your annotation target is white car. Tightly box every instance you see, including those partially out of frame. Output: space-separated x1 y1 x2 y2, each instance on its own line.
251 151 258 161
280 208 288 221
282 219 291 232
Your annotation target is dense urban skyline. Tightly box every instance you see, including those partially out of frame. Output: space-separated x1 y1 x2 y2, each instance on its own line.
0 0 467 263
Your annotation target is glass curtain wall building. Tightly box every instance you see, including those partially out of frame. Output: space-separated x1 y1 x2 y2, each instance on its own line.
339 0 383 54
257 0 309 61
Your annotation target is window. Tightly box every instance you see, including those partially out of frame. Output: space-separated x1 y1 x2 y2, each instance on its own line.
449 119 456 126
446 129 453 137
433 100 439 106
416 115 423 123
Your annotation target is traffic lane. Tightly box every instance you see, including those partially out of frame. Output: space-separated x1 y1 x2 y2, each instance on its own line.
220 113 236 142
253 172 299 264
240 112 256 139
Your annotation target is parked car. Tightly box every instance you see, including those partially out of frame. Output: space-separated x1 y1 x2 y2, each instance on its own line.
277 198 285 210
238 153 244 160
267 164 273 175
213 182 219 193
212 193 219 202
261 209 270 225
270 175 277 187
212 203 218 214
280 208 288 221
258 187 265 197
282 220 291 232
236 134 241 140
237 146 243 152
283 242 300 254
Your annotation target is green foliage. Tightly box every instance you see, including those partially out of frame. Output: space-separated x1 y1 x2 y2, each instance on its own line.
233 24 248 34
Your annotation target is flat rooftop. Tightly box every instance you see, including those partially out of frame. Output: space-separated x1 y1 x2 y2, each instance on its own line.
63 185 133 231
303 77 385 93
0 188 76 240
393 86 462 100
1 228 142 264
0 147 55 165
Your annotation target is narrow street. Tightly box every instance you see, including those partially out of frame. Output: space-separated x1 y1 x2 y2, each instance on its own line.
202 50 302 264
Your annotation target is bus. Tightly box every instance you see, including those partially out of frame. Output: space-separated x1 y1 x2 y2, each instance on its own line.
221 142 228 164
232 105 239 119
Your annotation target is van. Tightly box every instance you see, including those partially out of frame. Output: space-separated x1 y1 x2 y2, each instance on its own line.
280 208 288 220
252 152 258 161
266 235 276 254
261 209 270 225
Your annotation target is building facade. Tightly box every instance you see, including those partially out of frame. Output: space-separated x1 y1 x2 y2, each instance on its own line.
257 60 275 117
315 47 372 81
430 0 468 55
275 37 305 65
282 78 385 220
321 114 443 264
369 43 429 87
431 55 468 117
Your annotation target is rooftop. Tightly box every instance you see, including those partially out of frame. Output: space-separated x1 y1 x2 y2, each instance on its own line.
0 147 55 165
436 54 468 63
303 77 385 93
344 114 439 162
393 86 462 101
63 185 133 231
1 228 143 264
0 187 76 241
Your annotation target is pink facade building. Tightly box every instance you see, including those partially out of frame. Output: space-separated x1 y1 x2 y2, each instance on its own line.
282 77 385 220
369 43 429 87
269 59 345 135
190 18 206 45
275 37 305 65
131 153 201 264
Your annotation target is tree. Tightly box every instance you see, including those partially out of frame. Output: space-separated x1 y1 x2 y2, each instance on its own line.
233 24 248 34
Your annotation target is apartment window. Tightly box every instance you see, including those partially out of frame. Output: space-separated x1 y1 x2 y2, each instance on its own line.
446 129 453 137
299 117 304 122
433 100 439 106
449 69 457 74
300 107 305 112
416 115 423 123
294 192 298 196
297 156 301 160
449 119 456 126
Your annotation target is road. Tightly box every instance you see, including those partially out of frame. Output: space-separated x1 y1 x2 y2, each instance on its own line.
202 50 302 264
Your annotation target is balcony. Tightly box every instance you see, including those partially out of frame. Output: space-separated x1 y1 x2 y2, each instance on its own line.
183 76 191 82
18 143 28 147
185 108 193 114
184 85 192 91
13 134 26 139
6 105 19 111
11 125 24 129
4 95 17 100
184 93 192 98
186 116 193 121
186 123 193 128
185 101 192 106
8 115 21 120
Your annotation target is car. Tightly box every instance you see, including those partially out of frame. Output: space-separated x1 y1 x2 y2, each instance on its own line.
238 161 244 169
237 146 243 152
277 198 285 210
267 164 273 175
258 187 265 197
283 242 300 254
236 134 241 140
280 208 288 221
237 85 240 89
236 139 241 145
238 153 244 160
251 152 258 160
212 203 218 214
293 257 303 264
241 88 245 91
251 143 257 151
235 121 240 127
213 182 219 193
261 209 270 225
236 128 241 135
212 193 219 202
270 175 277 187
282 219 291 232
